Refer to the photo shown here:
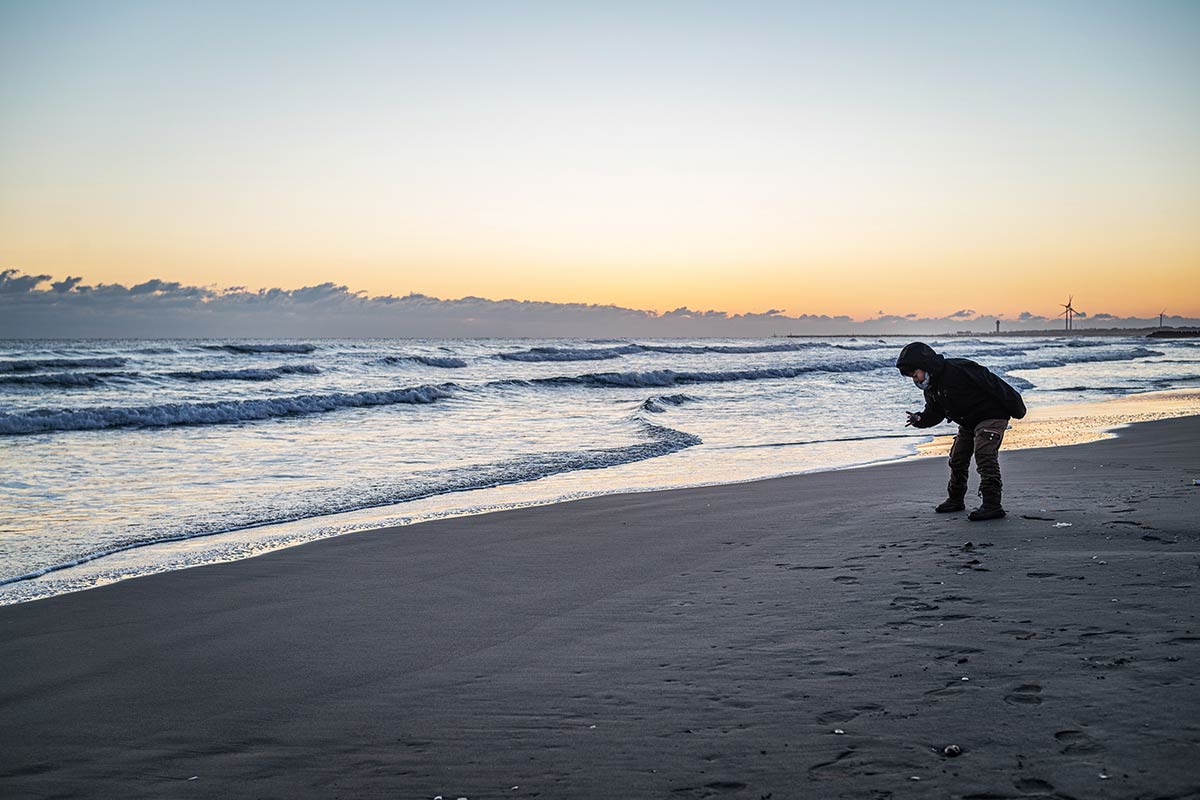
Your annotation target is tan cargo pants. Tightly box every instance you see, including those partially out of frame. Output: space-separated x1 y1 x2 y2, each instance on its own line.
946 418 1008 503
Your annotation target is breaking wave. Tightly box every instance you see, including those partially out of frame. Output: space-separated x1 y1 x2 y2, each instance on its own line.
1003 347 1163 372
831 341 890 351
380 355 468 368
0 357 128 373
643 342 827 355
953 346 1029 358
640 394 701 413
0 371 139 388
202 343 317 354
496 345 641 362
1002 375 1036 391
164 364 320 381
500 359 892 390
495 341 828 362
0 383 455 435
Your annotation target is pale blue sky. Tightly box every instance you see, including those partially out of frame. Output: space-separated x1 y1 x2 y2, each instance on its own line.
2 1 1198 317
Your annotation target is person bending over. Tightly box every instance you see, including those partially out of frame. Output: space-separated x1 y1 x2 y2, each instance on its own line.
896 342 1026 521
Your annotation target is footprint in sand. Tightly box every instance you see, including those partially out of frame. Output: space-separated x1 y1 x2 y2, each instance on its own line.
1014 777 1055 793
669 781 748 795
925 680 969 698
1054 729 1102 755
1004 683 1042 705
890 596 939 612
935 647 982 661
815 704 883 724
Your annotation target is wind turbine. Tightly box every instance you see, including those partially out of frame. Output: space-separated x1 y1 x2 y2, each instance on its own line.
1059 295 1076 331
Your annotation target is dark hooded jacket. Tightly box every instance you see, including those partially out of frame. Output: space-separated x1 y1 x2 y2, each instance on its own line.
896 342 1027 430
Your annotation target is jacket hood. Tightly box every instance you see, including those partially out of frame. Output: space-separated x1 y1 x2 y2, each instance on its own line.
896 341 946 376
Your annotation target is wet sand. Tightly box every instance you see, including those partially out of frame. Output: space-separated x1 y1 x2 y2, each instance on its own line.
2 416 1198 798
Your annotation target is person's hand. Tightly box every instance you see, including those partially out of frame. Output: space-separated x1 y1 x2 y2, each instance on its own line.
905 411 921 427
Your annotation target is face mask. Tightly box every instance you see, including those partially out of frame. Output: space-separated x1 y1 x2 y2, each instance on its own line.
915 373 931 391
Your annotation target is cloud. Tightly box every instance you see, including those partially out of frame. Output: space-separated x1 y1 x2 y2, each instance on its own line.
129 279 182 295
51 276 83 293
0 269 51 294
1 269 1195 338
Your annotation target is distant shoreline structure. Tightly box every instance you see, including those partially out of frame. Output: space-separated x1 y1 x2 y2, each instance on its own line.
783 327 1200 339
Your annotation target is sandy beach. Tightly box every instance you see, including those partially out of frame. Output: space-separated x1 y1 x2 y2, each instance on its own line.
2 413 1198 798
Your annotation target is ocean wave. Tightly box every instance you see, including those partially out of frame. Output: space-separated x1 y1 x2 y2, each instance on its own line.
202 343 317 354
496 341 828 362
953 346 1029 358
0 357 128 373
0 371 139 388
640 342 826 355
640 394 701 413
134 346 179 354
496 345 641 362
718 431 934 450
0 418 700 587
0 383 455 435
380 355 468 368
1043 385 1129 393
831 341 890 351
164 364 320 381
501 359 892 390
1002 347 1163 372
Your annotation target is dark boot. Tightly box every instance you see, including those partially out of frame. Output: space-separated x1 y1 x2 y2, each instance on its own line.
935 497 966 513
968 420 1007 522
968 503 1006 521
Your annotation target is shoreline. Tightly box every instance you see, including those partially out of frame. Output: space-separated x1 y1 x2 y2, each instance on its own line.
2 414 1198 796
916 387 1200 456
4 387 1200 607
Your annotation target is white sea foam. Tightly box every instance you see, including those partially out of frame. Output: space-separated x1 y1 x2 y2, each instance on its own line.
0 383 454 435
0 414 699 588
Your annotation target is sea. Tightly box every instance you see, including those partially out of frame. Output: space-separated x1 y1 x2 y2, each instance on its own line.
2 335 1196 604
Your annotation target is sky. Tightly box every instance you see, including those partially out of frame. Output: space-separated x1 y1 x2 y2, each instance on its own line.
1 0 1198 329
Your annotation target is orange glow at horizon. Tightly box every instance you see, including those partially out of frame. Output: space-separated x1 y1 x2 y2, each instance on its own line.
2 187 1196 320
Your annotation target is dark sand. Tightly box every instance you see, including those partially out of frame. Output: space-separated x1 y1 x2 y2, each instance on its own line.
2 417 1198 799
